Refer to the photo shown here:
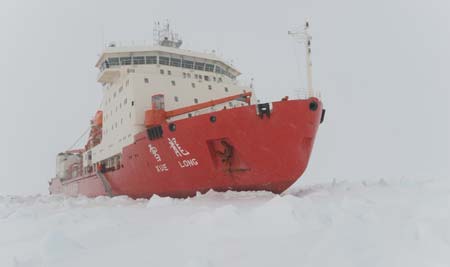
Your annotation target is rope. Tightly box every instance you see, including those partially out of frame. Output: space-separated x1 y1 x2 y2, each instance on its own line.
66 90 105 152
67 127 90 151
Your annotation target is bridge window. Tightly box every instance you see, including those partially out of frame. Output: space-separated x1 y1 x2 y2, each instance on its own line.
146 56 157 64
205 64 214 72
170 58 181 67
120 57 132 65
133 56 145 65
159 56 170 65
182 60 194 69
195 62 205 71
109 58 120 66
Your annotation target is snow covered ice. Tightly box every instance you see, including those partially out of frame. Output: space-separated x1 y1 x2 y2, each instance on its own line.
1 177 449 267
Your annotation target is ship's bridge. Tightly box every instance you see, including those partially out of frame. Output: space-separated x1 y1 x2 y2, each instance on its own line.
96 45 241 83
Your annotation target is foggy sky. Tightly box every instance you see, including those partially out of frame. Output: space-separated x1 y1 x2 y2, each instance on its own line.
0 0 448 195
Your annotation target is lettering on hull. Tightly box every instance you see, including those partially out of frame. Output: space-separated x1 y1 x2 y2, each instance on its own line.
156 164 169 172
178 158 199 168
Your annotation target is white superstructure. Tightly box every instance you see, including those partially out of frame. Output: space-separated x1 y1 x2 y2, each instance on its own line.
87 23 255 170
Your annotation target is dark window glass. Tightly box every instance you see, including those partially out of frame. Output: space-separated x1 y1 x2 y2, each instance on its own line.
194 62 205 70
170 58 181 67
160 69 164 74
182 60 194 69
205 64 214 72
109 58 120 66
174 96 179 102
215 66 222 74
194 98 199 104
132 56 145 65
144 78 149 83
159 56 170 65
120 57 132 65
146 56 157 64
204 75 210 81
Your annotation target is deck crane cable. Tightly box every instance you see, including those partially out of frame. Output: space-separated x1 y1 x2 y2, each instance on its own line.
67 86 107 151
67 127 90 151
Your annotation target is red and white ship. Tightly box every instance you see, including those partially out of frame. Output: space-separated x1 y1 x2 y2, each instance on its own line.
49 22 325 198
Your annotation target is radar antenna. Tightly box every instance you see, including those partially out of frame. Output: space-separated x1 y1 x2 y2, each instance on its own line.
153 21 183 48
288 19 314 98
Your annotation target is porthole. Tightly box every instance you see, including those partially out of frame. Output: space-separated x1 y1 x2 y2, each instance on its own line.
309 101 318 111
168 123 176 132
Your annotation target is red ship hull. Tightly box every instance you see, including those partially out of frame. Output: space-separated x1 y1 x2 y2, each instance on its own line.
50 98 323 198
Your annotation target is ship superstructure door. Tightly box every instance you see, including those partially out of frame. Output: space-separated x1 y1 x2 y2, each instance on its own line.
152 94 165 110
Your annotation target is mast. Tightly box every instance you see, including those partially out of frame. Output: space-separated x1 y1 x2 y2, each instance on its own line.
153 21 183 48
288 20 314 98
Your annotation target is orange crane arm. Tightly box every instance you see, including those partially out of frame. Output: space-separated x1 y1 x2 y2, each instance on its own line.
165 92 252 118
145 92 252 127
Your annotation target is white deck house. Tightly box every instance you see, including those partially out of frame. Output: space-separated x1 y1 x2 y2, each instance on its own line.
86 39 255 171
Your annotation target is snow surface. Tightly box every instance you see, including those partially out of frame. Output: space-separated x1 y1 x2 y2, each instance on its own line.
1 177 449 267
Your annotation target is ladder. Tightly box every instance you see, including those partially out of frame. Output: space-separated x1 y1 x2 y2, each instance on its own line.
96 171 114 197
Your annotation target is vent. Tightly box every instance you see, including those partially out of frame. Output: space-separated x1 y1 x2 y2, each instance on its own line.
147 125 163 140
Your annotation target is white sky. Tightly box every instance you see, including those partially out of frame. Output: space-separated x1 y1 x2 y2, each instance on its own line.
0 0 448 195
